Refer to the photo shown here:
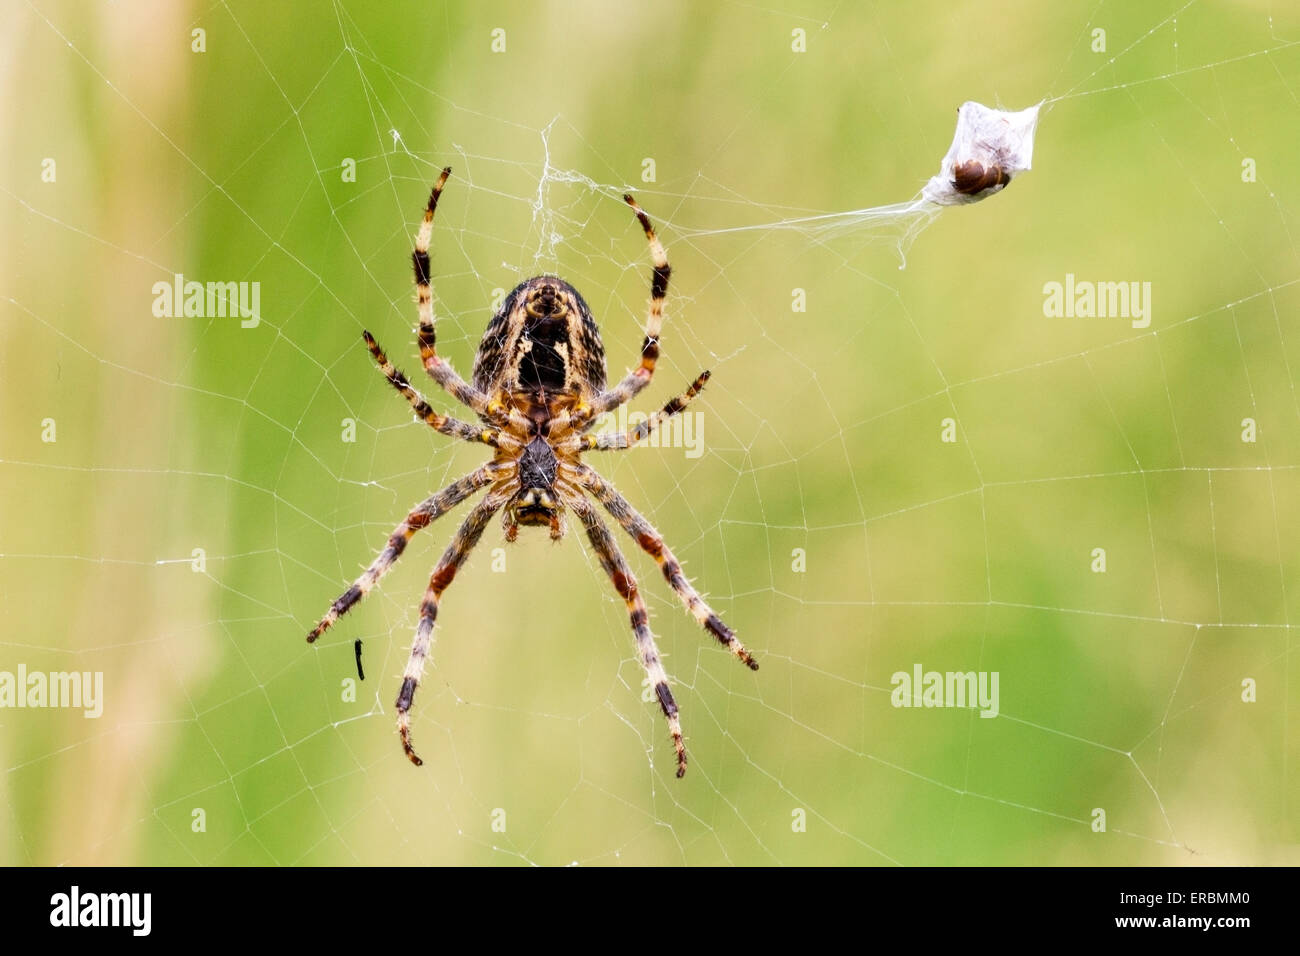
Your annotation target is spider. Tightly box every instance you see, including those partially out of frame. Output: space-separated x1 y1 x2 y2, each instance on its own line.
306 169 758 778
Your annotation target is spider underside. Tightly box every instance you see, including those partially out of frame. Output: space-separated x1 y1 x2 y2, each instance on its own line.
306 169 757 778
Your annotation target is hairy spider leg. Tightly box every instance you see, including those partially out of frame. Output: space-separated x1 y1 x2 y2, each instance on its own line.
306 463 506 643
575 464 758 671
568 493 688 776
396 489 511 765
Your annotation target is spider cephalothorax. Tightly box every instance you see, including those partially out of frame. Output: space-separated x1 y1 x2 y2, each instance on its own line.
509 435 561 536
306 169 757 778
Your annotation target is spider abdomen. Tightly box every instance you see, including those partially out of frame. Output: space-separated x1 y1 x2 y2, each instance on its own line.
518 315 571 390
471 276 607 400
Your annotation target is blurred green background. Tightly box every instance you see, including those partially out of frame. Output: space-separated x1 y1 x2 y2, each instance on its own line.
1 0 1298 865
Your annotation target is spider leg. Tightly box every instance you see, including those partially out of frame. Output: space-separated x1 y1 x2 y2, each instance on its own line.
396 488 510 766
573 463 758 671
362 330 512 449
572 370 710 453
566 491 688 777
306 462 506 643
410 169 531 432
575 195 669 426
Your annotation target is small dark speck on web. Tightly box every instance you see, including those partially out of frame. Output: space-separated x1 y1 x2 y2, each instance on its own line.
354 639 365 681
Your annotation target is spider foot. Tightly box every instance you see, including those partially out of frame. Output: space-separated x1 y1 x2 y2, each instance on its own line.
703 612 759 670
665 709 687 778
306 584 363 643
396 677 425 766
397 714 424 767
306 616 334 644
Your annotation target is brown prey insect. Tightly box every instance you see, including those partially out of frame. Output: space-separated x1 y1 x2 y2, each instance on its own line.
951 158 1010 196
306 169 758 778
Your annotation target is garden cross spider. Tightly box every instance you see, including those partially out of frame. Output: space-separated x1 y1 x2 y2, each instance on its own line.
307 169 757 777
